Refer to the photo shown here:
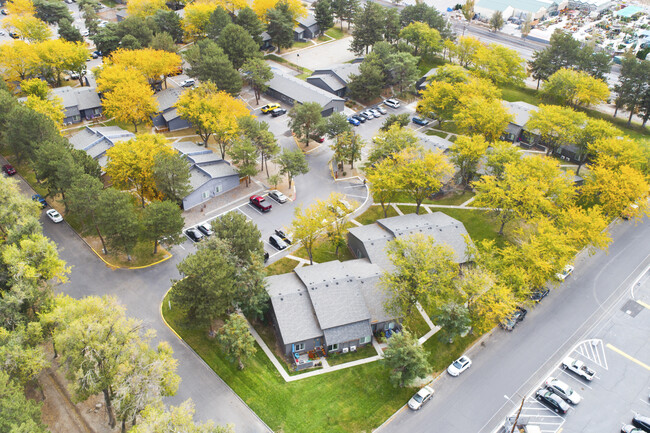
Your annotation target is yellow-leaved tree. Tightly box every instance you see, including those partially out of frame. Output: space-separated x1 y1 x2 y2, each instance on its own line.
96 65 146 93
175 82 251 158
541 68 609 108
581 163 649 218
0 41 39 84
108 48 182 87
33 39 88 86
24 95 65 128
453 97 513 142
252 0 306 21
472 43 526 87
105 134 176 207
366 157 401 218
182 2 218 41
102 80 158 133
127 0 169 17
3 0 51 41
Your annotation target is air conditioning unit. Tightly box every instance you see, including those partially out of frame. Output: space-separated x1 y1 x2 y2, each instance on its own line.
342 347 349 354
350 346 357 352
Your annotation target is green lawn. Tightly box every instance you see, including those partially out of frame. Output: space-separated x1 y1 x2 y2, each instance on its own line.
403 310 431 339
500 85 542 106
434 191 475 206
417 55 446 77
423 331 481 373
265 257 298 276
292 237 355 263
162 293 416 433
434 208 509 248
326 344 378 366
397 205 418 215
354 205 399 225
425 129 449 139
325 27 345 40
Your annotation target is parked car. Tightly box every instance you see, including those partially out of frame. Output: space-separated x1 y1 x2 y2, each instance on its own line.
269 234 288 250
9 31 20 39
535 389 569 414
185 228 204 242
32 194 47 209
0 9 8 15
91 50 102 58
360 112 373 121
348 117 360 126
275 229 292 244
544 377 581 404
261 103 281 113
556 264 574 281
369 108 382 117
376 106 387 115
530 288 550 302
311 135 325 143
632 414 650 432
447 355 471 376
268 190 288 203
500 307 527 331
412 116 430 126
46 209 63 223
622 203 639 220
250 195 272 212
180 78 195 87
196 223 213 236
561 357 595 381
384 98 400 108
271 108 287 117
352 114 366 123
622 425 645 433
2 164 16 176
407 385 434 410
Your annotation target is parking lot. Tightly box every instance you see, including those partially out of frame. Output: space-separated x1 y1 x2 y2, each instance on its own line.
499 267 650 433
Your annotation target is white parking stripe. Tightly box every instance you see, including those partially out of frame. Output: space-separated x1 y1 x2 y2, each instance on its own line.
557 369 593 389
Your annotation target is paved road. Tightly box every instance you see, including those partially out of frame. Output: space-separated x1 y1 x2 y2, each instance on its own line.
378 217 650 433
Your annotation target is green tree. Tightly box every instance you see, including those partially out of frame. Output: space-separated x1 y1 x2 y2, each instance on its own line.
488 10 503 32
95 188 141 259
131 400 234 433
348 58 385 101
387 51 420 93
58 17 84 42
230 138 259 186
0 323 48 385
399 21 442 56
400 3 452 39
152 152 192 205
153 9 184 42
184 39 242 95
71 147 102 180
314 0 334 32
433 302 471 342
0 371 48 433
46 295 144 429
528 29 580 86
150 32 178 53
67 174 108 252
382 330 430 387
367 123 419 164
266 5 294 53
350 1 385 55
288 102 324 147
449 135 489 186
324 112 352 142
218 23 261 69
381 113 410 131
171 238 237 333
331 130 364 169
461 0 474 23
236 7 264 45
383 8 400 43
241 57 273 105
5 104 59 163
276 148 309 188
238 116 279 176
217 314 257 369
211 211 264 264
34 0 71 23
142 200 184 254
205 6 232 40
382 233 458 315
613 57 650 124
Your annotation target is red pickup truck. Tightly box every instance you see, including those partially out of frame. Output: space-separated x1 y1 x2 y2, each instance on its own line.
250 195 272 212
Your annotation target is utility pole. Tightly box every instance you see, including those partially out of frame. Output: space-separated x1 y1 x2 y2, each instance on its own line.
509 396 525 433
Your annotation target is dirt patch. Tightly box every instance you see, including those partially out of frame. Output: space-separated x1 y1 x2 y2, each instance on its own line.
32 348 119 433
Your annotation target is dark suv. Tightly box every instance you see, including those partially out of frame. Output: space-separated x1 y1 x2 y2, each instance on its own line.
500 307 527 331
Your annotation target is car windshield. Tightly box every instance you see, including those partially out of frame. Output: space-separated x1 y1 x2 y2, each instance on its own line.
452 360 463 369
412 394 423 403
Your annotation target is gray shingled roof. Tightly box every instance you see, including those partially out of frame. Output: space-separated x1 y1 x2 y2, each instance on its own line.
197 161 238 179
51 86 101 111
419 134 453 153
323 321 372 347
156 87 185 112
313 63 360 85
267 69 344 107
297 14 318 28
173 141 208 156
188 166 211 190
267 273 323 345
502 100 538 127
307 74 346 91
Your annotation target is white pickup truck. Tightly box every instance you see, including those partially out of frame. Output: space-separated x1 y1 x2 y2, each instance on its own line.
562 357 595 381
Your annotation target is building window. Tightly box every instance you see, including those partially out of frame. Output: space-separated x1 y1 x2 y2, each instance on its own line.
201 191 210 199
327 343 339 351
294 343 304 351
388 322 395 330
214 184 222 194
359 336 370 345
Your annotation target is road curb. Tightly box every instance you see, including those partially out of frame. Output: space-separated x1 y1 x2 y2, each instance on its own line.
159 286 274 433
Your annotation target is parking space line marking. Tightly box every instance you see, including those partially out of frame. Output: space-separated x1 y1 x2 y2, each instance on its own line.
606 344 650 371
640 398 650 407
557 369 593 389
637 299 650 310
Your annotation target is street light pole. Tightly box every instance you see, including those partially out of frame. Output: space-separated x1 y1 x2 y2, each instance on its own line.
505 394 525 433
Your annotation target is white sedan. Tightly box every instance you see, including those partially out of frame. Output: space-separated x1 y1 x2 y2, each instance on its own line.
46 209 63 223
447 355 471 376
544 377 582 404
407 385 434 410
556 264 574 281
268 190 288 203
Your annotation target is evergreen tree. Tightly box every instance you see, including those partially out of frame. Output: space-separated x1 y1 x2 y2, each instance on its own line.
314 0 334 33
382 330 430 387
236 6 264 45
350 1 385 55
